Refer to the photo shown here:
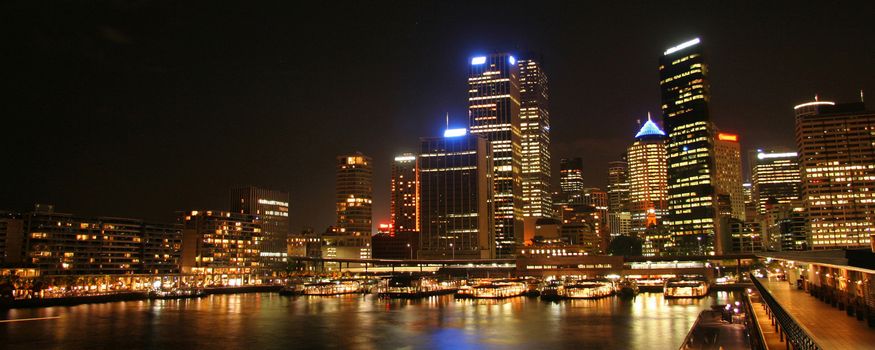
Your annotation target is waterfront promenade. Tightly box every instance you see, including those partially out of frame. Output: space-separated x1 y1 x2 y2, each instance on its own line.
757 278 875 348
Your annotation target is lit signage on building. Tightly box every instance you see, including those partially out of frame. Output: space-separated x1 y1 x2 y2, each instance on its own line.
664 37 701 55
471 56 486 65
717 133 738 142
508 55 516 65
444 128 467 137
394 155 416 162
757 152 797 160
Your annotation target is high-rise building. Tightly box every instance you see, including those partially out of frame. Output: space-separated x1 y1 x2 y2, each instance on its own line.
181 210 261 280
559 204 605 254
336 153 373 236
229 186 289 268
627 117 669 237
21 205 181 275
559 158 585 204
468 53 524 257
795 100 875 249
714 132 745 221
607 160 631 215
750 149 801 215
518 56 552 219
418 129 495 259
0 212 24 264
390 153 419 234
660 38 719 255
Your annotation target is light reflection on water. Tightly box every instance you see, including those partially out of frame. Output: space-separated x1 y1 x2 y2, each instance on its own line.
0 292 736 349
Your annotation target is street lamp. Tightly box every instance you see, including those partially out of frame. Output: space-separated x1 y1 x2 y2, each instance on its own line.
449 243 455 260
406 243 412 260
697 236 703 255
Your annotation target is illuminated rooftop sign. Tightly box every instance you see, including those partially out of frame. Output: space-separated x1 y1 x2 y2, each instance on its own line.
444 128 467 137
508 55 516 65
793 101 835 110
471 56 486 65
394 155 416 162
757 152 797 160
717 133 738 142
664 38 701 55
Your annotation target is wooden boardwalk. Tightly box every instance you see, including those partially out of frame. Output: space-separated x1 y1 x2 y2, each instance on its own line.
750 296 789 349
757 278 875 349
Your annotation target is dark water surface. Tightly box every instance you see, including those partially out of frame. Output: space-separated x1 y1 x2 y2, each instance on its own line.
1 292 737 349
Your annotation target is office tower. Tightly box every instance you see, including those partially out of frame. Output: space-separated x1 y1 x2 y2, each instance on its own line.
21 205 181 275
728 218 763 253
559 204 605 254
418 129 495 259
714 132 745 221
660 38 719 255
181 210 261 280
336 153 373 236
627 116 669 239
468 53 524 257
742 183 757 220
229 186 289 268
518 56 553 219
560 158 585 204
608 212 632 238
607 160 631 215
750 149 801 215
390 153 419 234
795 100 875 249
763 201 807 251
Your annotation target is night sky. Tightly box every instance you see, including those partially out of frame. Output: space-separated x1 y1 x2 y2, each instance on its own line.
5 1 875 232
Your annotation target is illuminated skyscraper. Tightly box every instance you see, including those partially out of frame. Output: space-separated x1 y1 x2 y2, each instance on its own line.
627 116 668 235
229 185 289 268
795 100 875 249
418 129 495 259
714 132 745 221
336 153 373 236
468 53 523 257
750 148 801 215
390 153 419 235
607 160 630 215
181 210 261 279
518 56 552 219
660 37 719 255
560 158 584 203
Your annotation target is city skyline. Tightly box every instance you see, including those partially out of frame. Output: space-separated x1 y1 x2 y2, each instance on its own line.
5 1 875 235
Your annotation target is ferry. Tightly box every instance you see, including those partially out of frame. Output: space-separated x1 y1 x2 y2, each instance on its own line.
149 287 205 300
636 278 666 292
539 279 564 301
455 279 528 299
279 284 305 296
562 279 615 299
663 276 710 298
617 279 639 297
377 276 458 298
302 280 363 296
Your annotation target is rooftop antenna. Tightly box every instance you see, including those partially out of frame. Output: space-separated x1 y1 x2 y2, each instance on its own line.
814 94 819 101
861 90 865 103
446 112 449 130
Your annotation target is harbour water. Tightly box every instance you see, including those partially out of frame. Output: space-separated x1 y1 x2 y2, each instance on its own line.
1 291 738 349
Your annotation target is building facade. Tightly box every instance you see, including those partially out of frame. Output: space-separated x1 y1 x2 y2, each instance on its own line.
714 132 745 222
627 117 669 237
20 205 181 275
336 153 373 236
468 53 524 257
750 149 801 215
229 186 289 268
559 158 585 205
418 131 495 259
518 56 553 219
795 101 875 248
390 153 420 234
180 210 260 279
659 38 719 255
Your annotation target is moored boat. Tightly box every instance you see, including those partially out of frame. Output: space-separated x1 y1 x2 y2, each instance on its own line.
562 279 614 299
455 279 527 299
303 280 363 296
663 276 709 298
377 276 458 298
617 279 639 297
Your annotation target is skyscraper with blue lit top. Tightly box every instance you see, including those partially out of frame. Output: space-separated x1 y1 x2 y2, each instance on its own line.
468 53 523 258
